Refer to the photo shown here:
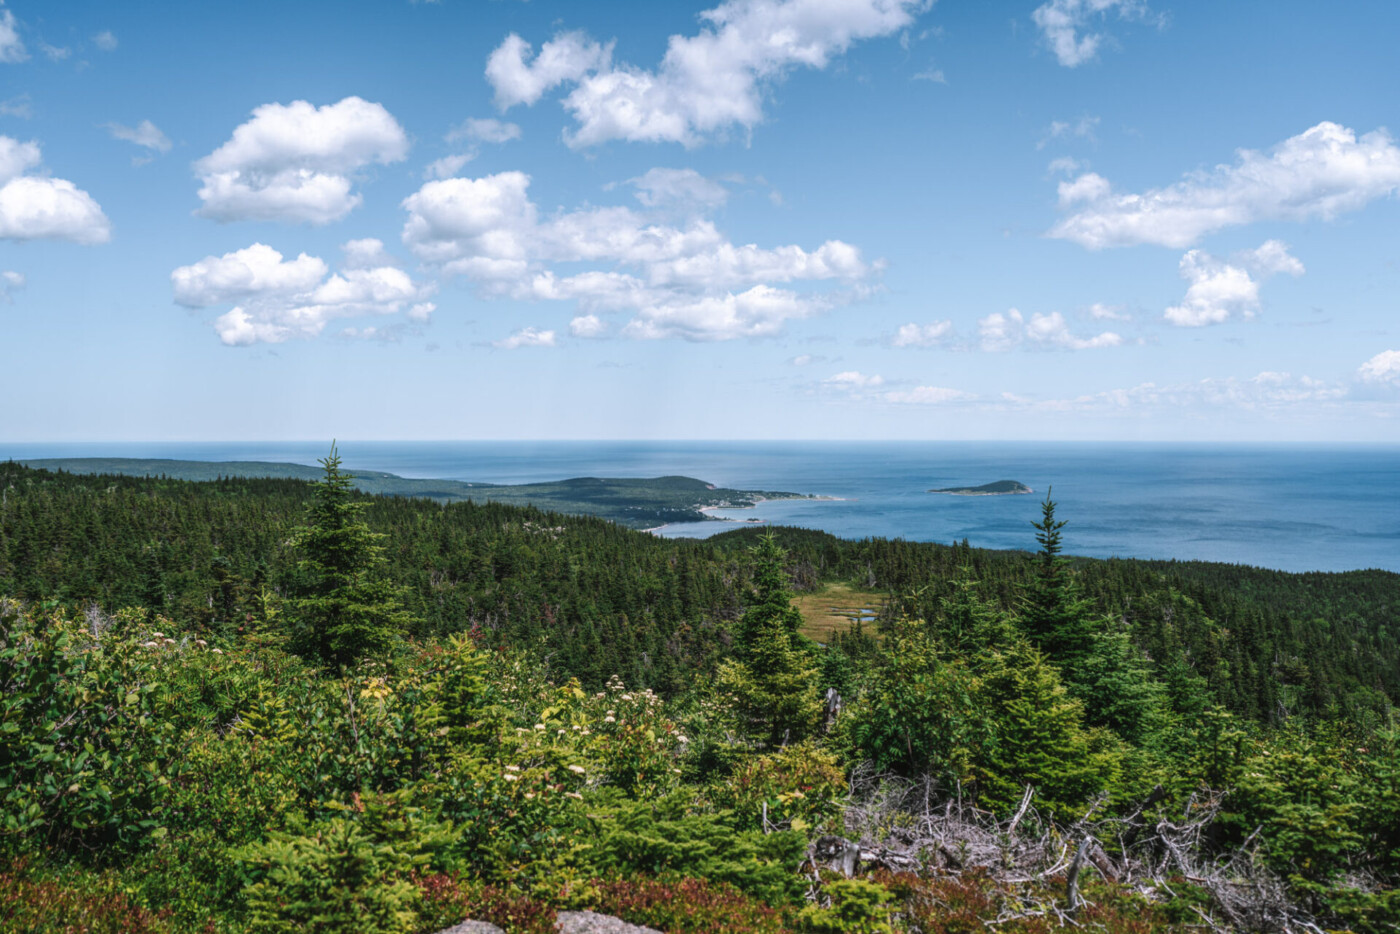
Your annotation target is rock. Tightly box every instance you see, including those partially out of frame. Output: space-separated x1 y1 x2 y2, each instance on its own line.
557 910 663 934
433 912 661 934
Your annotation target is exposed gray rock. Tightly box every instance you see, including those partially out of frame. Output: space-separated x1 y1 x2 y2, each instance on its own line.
557 911 662 934
433 911 661 934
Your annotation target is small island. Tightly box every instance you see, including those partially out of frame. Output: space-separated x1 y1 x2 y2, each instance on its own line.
928 479 1033 496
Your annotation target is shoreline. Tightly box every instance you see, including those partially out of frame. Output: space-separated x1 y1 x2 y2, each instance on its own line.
645 494 843 535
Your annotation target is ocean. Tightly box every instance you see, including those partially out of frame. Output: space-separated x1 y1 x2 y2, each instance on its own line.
3 441 1398 574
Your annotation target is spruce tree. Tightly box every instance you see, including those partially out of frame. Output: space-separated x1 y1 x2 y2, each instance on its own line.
287 445 414 670
1021 490 1097 667
718 533 819 748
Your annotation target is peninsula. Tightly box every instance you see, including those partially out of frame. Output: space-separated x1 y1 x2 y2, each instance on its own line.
16 458 814 530
929 479 1033 496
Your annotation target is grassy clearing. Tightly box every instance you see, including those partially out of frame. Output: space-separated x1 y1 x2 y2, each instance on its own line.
793 583 887 643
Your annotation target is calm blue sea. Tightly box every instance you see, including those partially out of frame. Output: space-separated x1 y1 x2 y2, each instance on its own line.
3 441 1398 574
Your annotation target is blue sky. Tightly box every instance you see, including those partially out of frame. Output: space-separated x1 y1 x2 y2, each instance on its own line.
1 0 1397 441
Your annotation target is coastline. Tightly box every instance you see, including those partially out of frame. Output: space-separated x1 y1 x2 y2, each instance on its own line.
645 494 842 535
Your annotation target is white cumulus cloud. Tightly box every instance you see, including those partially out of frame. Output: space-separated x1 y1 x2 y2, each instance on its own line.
570 313 606 338
1051 122 1400 249
1088 302 1129 320
979 307 1122 350
0 136 110 244
171 242 434 345
1032 0 1154 67
892 320 953 347
494 325 557 349
1358 350 1400 384
195 97 409 224
486 32 612 109
400 168 874 341
341 237 399 269
1164 240 1303 327
825 370 884 388
487 0 927 147
93 31 117 51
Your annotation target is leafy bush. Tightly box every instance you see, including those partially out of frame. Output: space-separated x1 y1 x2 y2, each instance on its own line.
416 874 557 934
0 858 182 934
707 742 846 834
590 875 791 933
0 604 187 855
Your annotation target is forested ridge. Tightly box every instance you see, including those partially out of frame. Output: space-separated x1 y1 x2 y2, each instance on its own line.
4 461 1394 722
2 458 1398 933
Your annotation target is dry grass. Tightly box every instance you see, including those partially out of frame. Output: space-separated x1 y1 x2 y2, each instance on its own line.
793 584 886 643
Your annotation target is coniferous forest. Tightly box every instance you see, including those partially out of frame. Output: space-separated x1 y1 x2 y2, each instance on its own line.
2 456 1397 933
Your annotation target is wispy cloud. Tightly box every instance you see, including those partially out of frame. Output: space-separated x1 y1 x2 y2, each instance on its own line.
1051 122 1400 249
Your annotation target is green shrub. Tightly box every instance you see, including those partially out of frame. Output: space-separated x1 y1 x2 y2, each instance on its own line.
590 875 791 933
0 604 186 855
239 817 420 934
586 793 808 905
798 878 896 933
416 874 557 934
0 858 182 934
707 742 846 834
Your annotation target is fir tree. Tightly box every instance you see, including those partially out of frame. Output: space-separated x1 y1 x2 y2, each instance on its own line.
1021 490 1097 667
718 533 820 748
287 445 415 670
734 532 806 657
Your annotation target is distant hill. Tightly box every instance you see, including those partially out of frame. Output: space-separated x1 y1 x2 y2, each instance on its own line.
15 457 810 529
928 479 1033 495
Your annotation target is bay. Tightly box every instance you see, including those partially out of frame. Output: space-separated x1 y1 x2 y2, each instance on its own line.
3 441 1397 573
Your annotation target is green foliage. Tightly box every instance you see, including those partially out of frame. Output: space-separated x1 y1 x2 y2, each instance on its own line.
799 878 897 933
708 742 846 834
836 616 985 784
718 534 820 748
239 816 421 934
0 858 181 934
287 446 416 670
588 876 792 933
416 874 558 934
0 603 187 856
1021 492 1098 667
586 793 809 905
3 459 1400 931
974 641 1123 814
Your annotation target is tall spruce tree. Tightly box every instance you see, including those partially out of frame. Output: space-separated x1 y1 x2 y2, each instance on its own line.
1021 490 1097 667
717 533 819 748
288 445 414 670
